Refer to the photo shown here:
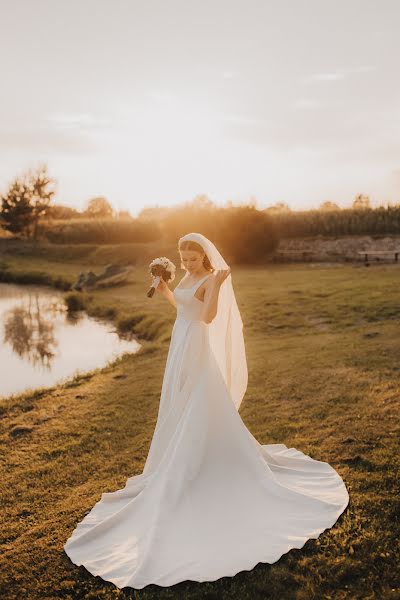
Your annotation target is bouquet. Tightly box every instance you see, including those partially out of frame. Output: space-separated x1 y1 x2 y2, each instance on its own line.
147 256 176 298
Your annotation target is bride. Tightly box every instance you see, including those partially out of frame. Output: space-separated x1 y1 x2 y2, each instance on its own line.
64 232 349 590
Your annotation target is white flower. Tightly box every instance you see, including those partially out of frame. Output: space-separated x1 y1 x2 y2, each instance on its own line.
148 256 176 281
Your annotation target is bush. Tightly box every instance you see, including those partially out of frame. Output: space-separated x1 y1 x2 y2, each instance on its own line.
40 218 162 244
64 293 86 311
219 206 279 263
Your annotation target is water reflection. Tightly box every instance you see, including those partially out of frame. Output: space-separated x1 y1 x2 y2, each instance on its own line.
0 283 140 398
4 297 59 368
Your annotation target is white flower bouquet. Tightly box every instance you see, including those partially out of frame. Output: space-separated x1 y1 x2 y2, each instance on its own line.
147 256 176 298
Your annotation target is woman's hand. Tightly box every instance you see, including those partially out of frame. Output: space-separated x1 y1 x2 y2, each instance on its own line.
155 277 169 295
213 268 231 287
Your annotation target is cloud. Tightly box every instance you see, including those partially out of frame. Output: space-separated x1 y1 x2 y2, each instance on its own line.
46 112 113 132
222 114 260 125
302 65 376 84
145 91 179 104
0 111 115 157
0 123 98 155
292 98 320 110
308 72 346 82
220 104 400 172
222 70 239 80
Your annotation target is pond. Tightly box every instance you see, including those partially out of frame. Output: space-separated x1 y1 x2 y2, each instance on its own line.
0 283 141 398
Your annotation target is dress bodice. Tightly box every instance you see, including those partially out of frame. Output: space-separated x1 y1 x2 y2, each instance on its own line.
173 273 212 323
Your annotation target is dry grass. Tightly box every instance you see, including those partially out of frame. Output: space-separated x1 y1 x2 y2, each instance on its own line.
0 255 399 600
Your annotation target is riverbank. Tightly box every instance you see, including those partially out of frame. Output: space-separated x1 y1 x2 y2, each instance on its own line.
0 250 176 343
0 251 399 599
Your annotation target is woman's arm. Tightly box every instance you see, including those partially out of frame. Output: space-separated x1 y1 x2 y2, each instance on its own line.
200 269 231 324
155 279 177 308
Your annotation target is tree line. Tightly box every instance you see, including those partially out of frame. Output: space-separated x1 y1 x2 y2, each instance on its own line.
1 166 400 262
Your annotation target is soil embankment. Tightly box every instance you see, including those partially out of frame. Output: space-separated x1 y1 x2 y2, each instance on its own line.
276 234 400 262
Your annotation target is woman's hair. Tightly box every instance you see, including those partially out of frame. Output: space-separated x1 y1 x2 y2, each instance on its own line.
178 240 214 272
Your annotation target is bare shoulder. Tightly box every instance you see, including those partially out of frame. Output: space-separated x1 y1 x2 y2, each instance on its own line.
177 273 188 287
204 272 216 288
194 273 214 300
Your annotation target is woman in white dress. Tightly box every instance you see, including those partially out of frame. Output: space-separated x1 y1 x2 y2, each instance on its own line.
64 232 349 590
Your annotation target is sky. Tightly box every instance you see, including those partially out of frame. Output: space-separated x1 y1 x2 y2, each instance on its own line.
1 0 399 215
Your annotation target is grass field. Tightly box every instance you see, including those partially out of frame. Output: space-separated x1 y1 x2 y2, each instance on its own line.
0 251 399 600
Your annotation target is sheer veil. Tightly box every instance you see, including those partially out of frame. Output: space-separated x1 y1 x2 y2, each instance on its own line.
178 232 248 411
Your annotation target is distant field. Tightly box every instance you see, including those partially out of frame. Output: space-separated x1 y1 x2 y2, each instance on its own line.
0 250 399 600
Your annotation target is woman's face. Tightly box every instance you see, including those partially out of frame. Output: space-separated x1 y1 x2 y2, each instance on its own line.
180 250 205 274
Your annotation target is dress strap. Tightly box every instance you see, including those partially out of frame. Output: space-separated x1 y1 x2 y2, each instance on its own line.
192 273 212 293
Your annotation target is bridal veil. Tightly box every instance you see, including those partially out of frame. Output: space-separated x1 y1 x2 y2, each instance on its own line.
178 232 248 410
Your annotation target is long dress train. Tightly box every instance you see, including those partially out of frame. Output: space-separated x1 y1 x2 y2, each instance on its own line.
64 273 349 589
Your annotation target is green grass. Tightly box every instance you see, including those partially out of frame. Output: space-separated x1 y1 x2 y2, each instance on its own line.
0 252 399 600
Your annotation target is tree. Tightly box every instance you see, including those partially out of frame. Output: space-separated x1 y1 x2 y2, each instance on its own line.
319 201 340 211
116 210 133 220
352 194 371 210
184 194 216 211
137 205 171 221
264 202 291 213
47 204 81 219
0 164 56 239
84 196 114 218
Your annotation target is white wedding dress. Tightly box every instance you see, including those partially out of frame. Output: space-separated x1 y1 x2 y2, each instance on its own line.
64 273 349 590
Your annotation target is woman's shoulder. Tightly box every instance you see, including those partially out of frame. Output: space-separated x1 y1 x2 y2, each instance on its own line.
203 272 215 287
